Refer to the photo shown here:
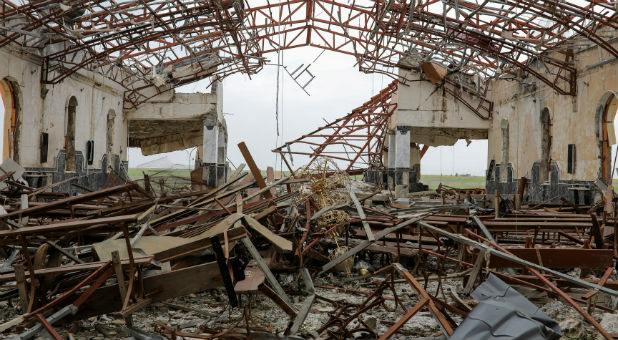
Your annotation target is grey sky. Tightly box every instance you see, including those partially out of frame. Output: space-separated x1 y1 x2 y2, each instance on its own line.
128 47 490 176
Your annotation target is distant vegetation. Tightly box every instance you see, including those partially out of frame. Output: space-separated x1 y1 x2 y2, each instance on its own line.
128 168 486 190
128 168 191 180
420 175 485 190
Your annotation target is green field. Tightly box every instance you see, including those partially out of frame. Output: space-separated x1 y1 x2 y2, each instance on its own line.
128 168 485 190
420 175 485 190
128 168 191 180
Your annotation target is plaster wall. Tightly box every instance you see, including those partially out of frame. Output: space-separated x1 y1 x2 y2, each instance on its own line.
0 46 127 170
127 92 218 121
487 37 618 183
392 69 490 132
126 83 225 156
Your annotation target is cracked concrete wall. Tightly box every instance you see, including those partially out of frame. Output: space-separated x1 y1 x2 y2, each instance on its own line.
392 69 490 147
487 36 618 183
0 46 127 171
126 83 225 156
0 44 226 188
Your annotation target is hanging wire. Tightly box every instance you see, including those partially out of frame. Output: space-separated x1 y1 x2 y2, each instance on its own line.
280 48 285 175
275 45 281 136
274 18 282 173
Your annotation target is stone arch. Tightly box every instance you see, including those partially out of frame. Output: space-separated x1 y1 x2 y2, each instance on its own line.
0 77 22 162
66 96 78 171
596 91 618 183
540 107 551 182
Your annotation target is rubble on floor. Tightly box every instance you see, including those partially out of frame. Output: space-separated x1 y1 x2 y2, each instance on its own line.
1 146 618 340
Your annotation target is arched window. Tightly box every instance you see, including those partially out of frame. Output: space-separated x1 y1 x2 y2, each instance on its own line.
0 78 21 161
599 93 618 183
66 96 78 171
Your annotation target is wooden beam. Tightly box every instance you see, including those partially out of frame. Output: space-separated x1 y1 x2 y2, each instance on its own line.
238 142 272 199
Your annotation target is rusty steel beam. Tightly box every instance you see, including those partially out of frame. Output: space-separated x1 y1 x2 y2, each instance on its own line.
480 248 614 269
2 0 616 107
273 80 398 172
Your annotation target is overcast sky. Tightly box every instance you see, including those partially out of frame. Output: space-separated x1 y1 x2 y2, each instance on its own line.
128 47 490 176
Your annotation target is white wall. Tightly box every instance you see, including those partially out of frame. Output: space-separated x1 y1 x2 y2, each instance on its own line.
0 47 127 169
487 37 618 181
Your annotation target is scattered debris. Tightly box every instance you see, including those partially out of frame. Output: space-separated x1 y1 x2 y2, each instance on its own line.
1 148 618 340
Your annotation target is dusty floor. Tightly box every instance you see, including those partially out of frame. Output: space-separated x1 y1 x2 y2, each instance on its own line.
1 269 612 340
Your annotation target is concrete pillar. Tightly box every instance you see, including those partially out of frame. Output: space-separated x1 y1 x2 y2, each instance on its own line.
387 132 396 169
217 126 226 164
202 123 219 164
394 126 410 199
410 143 421 183
394 126 410 169
201 121 220 187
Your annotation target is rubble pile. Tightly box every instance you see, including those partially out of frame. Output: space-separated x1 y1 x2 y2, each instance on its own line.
1 149 618 340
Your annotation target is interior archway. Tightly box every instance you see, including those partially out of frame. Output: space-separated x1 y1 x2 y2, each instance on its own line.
0 78 20 162
600 93 618 183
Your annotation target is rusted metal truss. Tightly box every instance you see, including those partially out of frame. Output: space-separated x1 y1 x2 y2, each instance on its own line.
1 0 617 108
273 79 397 173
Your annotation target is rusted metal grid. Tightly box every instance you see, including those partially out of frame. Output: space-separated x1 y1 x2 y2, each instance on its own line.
1 0 617 109
273 79 398 174
1 142 618 338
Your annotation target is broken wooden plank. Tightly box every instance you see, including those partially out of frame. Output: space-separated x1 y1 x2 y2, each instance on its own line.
320 213 429 275
0 214 140 238
463 250 485 295
243 215 292 252
0 257 153 283
68 261 223 321
2 183 138 219
238 142 272 199
241 236 293 306
288 268 315 335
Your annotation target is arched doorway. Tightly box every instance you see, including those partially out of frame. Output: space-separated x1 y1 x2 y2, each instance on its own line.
540 108 551 182
66 97 78 171
599 92 618 183
0 78 21 162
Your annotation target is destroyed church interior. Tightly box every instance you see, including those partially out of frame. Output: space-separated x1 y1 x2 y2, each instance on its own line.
0 0 618 339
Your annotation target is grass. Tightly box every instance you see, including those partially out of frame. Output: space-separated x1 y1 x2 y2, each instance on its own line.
128 168 191 180
420 175 485 190
128 168 485 190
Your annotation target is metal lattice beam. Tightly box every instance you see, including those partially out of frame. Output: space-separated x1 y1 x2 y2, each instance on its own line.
273 80 398 172
1 0 617 108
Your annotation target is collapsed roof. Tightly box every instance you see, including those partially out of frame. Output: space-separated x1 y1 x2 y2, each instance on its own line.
1 0 617 108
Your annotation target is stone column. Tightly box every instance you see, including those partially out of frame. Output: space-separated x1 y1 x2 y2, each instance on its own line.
394 126 410 199
386 132 396 189
202 123 219 164
387 132 396 168
217 127 227 164
394 126 410 168
201 121 220 187
410 143 421 185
